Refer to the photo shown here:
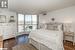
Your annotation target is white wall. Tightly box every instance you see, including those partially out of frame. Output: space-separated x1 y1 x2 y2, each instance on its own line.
39 6 75 23
39 6 75 42
0 9 17 40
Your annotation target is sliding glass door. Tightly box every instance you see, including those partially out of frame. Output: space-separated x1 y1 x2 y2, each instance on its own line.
18 14 38 33
18 14 24 32
25 15 37 31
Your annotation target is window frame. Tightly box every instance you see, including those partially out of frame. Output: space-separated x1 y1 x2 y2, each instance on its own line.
17 14 39 33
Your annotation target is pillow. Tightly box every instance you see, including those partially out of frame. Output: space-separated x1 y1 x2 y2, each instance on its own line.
38 23 47 29
46 24 59 31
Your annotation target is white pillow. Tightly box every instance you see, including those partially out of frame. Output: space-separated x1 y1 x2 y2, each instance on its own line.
46 24 58 31
39 23 47 29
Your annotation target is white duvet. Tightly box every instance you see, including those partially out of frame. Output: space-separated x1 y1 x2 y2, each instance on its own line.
29 29 64 50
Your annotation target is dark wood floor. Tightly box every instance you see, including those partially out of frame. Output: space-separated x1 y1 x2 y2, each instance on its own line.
3 36 75 50
3 38 75 50
13 44 38 50
3 38 16 50
64 41 75 50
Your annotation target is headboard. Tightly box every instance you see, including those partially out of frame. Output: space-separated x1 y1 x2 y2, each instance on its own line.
46 22 63 31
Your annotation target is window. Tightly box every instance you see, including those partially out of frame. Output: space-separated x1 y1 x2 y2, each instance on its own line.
18 14 38 32
18 14 24 32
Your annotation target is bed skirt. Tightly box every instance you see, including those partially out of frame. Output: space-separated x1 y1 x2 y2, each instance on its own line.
29 38 52 50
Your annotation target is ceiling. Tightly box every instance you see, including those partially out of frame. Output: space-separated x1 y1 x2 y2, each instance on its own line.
8 0 75 14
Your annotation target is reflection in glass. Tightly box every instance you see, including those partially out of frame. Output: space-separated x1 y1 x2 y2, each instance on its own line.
25 15 31 24
18 14 24 24
32 15 37 24
18 14 37 32
18 25 24 32
18 14 24 32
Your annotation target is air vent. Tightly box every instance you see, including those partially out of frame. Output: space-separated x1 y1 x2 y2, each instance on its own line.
43 13 47 15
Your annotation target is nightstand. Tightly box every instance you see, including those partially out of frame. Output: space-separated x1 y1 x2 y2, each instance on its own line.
0 36 3 48
64 32 75 45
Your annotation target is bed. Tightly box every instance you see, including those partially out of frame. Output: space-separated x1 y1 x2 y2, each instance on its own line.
29 23 64 50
